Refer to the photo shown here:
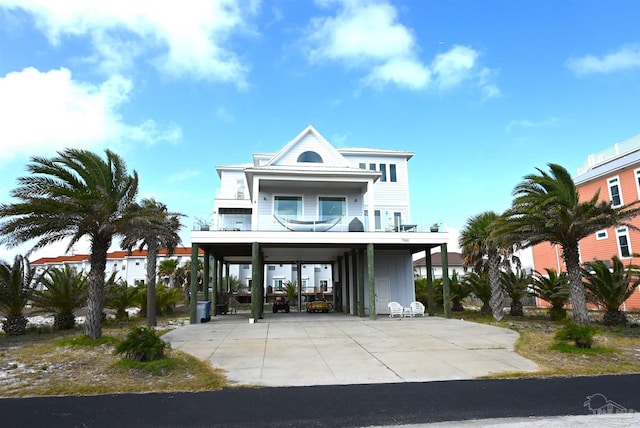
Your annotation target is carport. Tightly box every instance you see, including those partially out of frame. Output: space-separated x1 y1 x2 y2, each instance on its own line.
188 230 452 323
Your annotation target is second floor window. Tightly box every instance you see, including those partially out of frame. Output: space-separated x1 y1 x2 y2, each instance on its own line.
390 164 397 182
275 196 301 218
380 164 387 182
608 176 622 207
375 210 381 230
616 227 631 257
319 197 345 219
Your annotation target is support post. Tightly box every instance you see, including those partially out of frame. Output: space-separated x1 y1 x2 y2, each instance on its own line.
336 257 343 312
426 250 435 316
358 248 365 317
203 248 210 302
251 242 261 320
297 261 303 312
259 251 265 319
211 255 218 315
189 244 199 324
367 243 376 320
350 250 357 315
441 244 451 319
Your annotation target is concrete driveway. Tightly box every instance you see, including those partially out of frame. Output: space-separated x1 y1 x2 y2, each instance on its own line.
162 312 538 387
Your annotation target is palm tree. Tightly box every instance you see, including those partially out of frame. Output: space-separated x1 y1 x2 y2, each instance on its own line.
0 149 145 339
531 268 570 321
582 256 640 326
459 211 510 321
120 198 183 327
158 259 180 287
495 163 640 325
30 265 88 330
464 271 492 315
500 269 531 317
0 255 37 336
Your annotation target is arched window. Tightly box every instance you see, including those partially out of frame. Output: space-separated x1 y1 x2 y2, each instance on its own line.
297 151 323 163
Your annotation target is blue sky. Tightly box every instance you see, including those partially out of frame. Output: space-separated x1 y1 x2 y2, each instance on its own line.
1 0 639 260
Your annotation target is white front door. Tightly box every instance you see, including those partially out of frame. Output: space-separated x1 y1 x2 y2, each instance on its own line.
375 278 390 314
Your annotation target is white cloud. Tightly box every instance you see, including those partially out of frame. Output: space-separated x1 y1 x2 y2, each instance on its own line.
506 117 559 133
0 67 181 161
366 58 431 90
566 43 640 75
431 45 478 90
478 67 501 99
305 0 428 89
304 0 496 94
307 0 415 64
0 0 259 85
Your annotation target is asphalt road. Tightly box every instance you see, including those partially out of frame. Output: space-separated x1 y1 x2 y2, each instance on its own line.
2 375 638 427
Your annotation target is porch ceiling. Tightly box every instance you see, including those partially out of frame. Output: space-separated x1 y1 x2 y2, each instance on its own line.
193 231 446 265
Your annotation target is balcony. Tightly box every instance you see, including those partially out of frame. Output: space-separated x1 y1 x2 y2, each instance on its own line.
193 214 428 233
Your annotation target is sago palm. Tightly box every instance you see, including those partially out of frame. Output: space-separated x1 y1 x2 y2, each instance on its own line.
0 255 38 335
582 256 640 326
104 276 141 321
531 268 570 321
494 163 640 325
0 149 146 339
500 269 532 317
448 271 472 312
121 198 183 327
30 265 88 330
463 271 492 315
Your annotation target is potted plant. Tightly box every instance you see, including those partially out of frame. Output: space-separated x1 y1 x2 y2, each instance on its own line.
195 217 211 231
430 223 440 232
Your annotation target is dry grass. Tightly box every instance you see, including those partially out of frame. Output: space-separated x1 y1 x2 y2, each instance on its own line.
0 318 227 398
451 309 640 379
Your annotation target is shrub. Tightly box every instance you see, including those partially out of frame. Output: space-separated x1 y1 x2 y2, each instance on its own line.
105 279 141 321
531 268 569 321
500 270 532 317
114 326 169 362
555 322 597 349
30 265 88 330
464 272 492 315
582 256 640 326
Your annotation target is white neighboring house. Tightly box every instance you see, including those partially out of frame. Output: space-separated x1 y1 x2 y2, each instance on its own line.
30 247 197 287
191 125 451 319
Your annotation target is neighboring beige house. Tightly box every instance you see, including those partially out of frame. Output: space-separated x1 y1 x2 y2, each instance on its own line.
190 125 451 320
413 252 464 279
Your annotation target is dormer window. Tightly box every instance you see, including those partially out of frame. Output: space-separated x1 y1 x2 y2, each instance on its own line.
297 151 323 163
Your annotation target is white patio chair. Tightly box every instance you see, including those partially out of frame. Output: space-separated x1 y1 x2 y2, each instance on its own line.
410 301 425 317
388 301 403 318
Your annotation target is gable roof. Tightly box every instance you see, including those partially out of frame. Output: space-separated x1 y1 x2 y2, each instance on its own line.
265 125 351 168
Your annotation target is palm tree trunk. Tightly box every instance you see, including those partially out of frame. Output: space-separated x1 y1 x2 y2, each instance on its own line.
563 243 590 325
86 237 110 339
146 242 159 327
488 251 504 321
